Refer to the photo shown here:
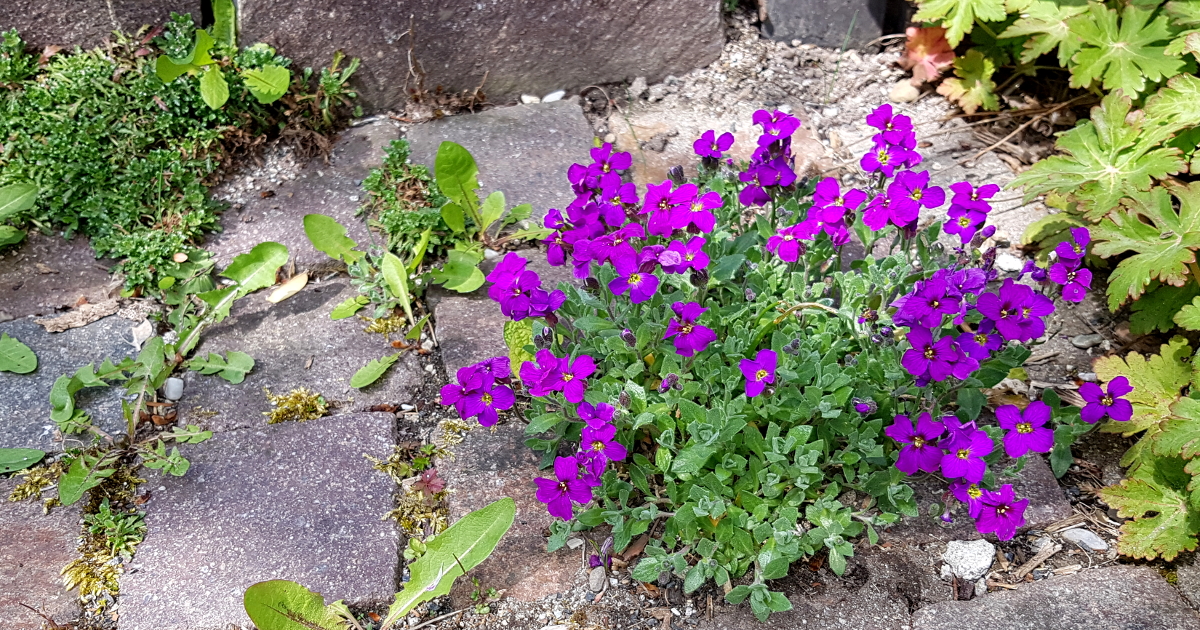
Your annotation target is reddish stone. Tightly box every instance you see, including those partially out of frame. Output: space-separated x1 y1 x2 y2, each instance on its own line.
0 479 81 630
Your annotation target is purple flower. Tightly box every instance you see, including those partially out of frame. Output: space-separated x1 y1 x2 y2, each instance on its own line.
440 365 486 417
738 160 797 207
901 327 961 383
528 287 567 318
975 279 1054 342
753 109 801 146
609 270 659 304
1020 260 1048 282
549 355 596 403
588 143 632 177
948 182 1000 212
950 481 986 519
578 402 616 429
861 194 896 231
534 456 595 520
865 104 915 146
1079 376 1134 423
940 425 993 483
944 204 987 244
1054 227 1090 262
996 401 1054 458
661 237 709 274
676 191 720 233
949 268 988 297
812 177 867 214
853 398 878 414
1048 262 1092 303
887 170 945 222
739 349 777 398
896 276 961 328
591 224 644 275
860 140 919 178
694 129 735 159
885 413 946 475
766 224 807 262
463 379 516 427
664 301 717 357
956 328 1001 361
795 206 851 245
975 484 1028 540
581 423 628 462
520 349 562 397
474 357 511 382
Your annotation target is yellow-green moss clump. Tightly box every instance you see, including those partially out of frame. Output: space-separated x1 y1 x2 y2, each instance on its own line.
263 387 328 424
8 461 66 511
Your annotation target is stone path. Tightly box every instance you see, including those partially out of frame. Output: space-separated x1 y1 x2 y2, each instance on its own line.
1 477 81 630
0 231 117 319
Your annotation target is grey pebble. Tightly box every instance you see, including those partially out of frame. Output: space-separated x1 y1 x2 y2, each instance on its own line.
1071 333 1104 349
588 566 607 592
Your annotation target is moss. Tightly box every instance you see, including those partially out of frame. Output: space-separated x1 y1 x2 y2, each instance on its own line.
263 387 328 424
435 418 473 451
360 313 408 340
385 486 449 536
1165 569 1179 585
8 461 66 511
63 461 146 618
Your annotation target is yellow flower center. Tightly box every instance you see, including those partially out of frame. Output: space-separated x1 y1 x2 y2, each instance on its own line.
680 323 694 334
975 333 988 345
924 347 936 359
995 505 1008 516
877 150 889 164
755 369 768 381
967 485 982 499
910 190 923 201
563 373 574 382
1102 395 1113 406
912 436 926 448
1016 422 1033 434
956 448 971 460
958 217 972 227
629 273 642 285
1022 307 1032 317
591 441 605 452
481 392 493 405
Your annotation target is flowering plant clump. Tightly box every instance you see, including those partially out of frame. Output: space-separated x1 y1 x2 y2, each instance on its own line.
440 104 1132 620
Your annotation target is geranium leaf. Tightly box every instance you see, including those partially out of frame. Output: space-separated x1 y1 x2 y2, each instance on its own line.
1067 4 1187 97
1175 295 1200 331
1133 284 1200 334
936 49 998 114
1093 336 1192 439
912 0 1007 46
1098 476 1200 561
1145 73 1200 133
999 0 1089 65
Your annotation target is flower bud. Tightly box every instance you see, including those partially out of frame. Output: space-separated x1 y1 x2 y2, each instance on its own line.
659 373 679 393
744 288 757 302
585 277 601 291
619 390 631 408
852 397 877 414
621 328 637 347
667 165 685 185
534 332 551 349
690 267 709 286
795 242 807 257
879 326 893 337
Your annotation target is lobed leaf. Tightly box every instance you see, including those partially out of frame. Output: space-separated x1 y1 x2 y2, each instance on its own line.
350 354 399 389
303 214 363 264
222 241 289 297
936 49 998 114
1098 476 1200 561
1067 4 1188 98
912 0 1007 46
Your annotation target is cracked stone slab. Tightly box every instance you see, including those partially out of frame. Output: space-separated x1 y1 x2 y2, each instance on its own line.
438 422 579 605
0 478 82 630
118 412 399 630
178 280 424 432
912 565 1200 630
0 316 134 450
0 231 117 319
405 101 595 222
206 122 398 272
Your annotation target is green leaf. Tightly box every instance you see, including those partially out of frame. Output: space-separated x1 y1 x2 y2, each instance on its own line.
350 354 400 389
155 55 195 82
303 214 363 263
430 250 485 293
479 191 506 231
199 66 230 109
382 498 515 626
242 65 291 104
504 319 535 382
0 333 36 374
222 241 289 296
1092 183 1200 310
912 0 1007 46
672 445 717 475
711 254 746 282
196 286 238 324
381 252 414 323
999 0 1089 65
0 182 38 220
243 580 346 630
1067 4 1188 98
330 295 370 320
187 351 255 384
525 413 563 434
1131 284 1200 334
1098 475 1200 561
1176 295 1200 331
1145 73 1200 133
434 142 480 214
0 226 25 247
440 202 466 234
59 454 117 506
936 49 998 114
211 0 237 46
0 448 44 474
1093 336 1192 440
1012 92 1185 221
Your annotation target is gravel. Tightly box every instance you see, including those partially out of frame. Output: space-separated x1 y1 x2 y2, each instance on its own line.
942 540 996 581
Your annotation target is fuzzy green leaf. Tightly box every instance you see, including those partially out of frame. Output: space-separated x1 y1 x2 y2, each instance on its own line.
434 142 480 214
350 354 400 389
0 448 44 474
1092 183 1200 309
1098 475 1200 561
0 333 36 374
188 351 255 384
999 0 1088 65
913 0 1007 46
242 65 291 104
243 580 346 630
1011 92 1185 221
1067 4 1187 97
199 66 230 109
383 498 515 626
303 214 363 263
0 182 38 220
222 241 289 296
504 319 535 382
936 49 998 114
1093 336 1192 438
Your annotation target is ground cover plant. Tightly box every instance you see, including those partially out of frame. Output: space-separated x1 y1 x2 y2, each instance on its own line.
438 105 1132 620
0 8 357 289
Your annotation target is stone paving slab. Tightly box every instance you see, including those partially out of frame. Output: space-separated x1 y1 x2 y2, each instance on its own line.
0 0 193 50
118 412 399 630
207 122 398 272
0 316 134 451
911 564 1200 630
438 422 579 605
178 280 424 432
405 101 595 221
0 231 117 319
883 454 1072 544
0 478 82 630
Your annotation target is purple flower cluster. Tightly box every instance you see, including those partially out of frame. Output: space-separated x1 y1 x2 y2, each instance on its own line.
535 400 627 520
486 253 566 321
739 110 801 207
520 349 596 403
944 182 999 245
1048 228 1092 303
438 357 516 427
664 301 717 357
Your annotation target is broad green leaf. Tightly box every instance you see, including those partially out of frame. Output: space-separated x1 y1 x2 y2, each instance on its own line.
222 241 289 296
913 0 1007 46
381 252 414 323
330 295 370 320
211 0 237 46
999 0 1088 65
59 454 116 506
188 351 255 384
430 250 485 293
480 191 506 231
0 226 25 247
155 54 195 82
434 142 480 213
441 202 466 234
302 214 363 263
504 203 533 227
167 27 214 66
0 333 36 373
243 580 346 630
1092 183 1200 309
49 374 83 424
504 319 534 382
196 286 238 323
0 182 38 220
350 354 399 389
1175 295 1200 331
1153 398 1200 474
383 498 515 626
242 65 291 104
1093 336 1192 439
199 66 230 109
1133 284 1200 334
1145 73 1200 133
0 448 44 474
1011 92 1185 221
1067 4 1187 98
1098 475 1200 561
936 49 998 114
